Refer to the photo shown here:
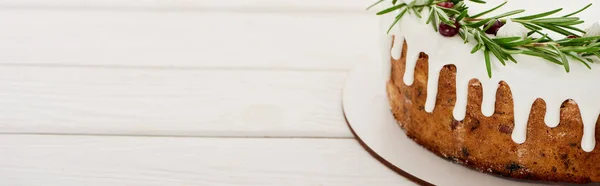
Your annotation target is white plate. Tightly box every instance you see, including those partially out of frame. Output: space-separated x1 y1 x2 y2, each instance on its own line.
341 60 590 186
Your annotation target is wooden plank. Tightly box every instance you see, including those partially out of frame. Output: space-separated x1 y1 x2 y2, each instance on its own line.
0 10 379 70
0 135 413 186
0 0 370 11
0 66 350 137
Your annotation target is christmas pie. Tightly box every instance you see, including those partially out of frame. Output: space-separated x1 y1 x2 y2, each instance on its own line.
374 0 600 183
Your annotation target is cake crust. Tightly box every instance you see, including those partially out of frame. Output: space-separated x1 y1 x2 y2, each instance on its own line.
387 38 600 184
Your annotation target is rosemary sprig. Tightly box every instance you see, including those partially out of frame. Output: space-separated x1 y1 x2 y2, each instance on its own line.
369 0 598 77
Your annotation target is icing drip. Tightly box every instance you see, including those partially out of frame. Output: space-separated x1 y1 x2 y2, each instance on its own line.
511 96 533 144
480 80 498 117
425 65 441 113
380 0 600 152
402 39 419 86
452 76 469 121
544 99 562 128
391 34 403 60
580 101 599 152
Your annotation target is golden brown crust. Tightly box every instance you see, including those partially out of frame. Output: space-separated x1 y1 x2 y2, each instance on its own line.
386 37 600 184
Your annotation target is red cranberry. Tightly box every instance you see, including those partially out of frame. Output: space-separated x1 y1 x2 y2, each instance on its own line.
436 2 454 8
439 20 460 37
567 35 579 38
484 20 505 35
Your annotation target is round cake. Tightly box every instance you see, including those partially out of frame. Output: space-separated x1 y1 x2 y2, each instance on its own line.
372 0 600 183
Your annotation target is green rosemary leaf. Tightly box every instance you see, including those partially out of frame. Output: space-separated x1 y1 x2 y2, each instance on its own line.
520 22 543 30
454 1 465 9
559 43 584 47
367 0 385 10
490 47 507 65
482 19 497 32
565 52 592 69
585 51 600 56
405 1 423 18
471 44 479 54
526 30 536 37
371 0 596 77
560 46 600 53
530 47 561 58
469 0 486 4
525 47 563 62
592 52 600 60
484 49 492 77
397 9 408 18
423 0 435 6
492 37 521 44
502 39 536 48
480 32 508 60
580 53 596 61
562 3 593 17
465 18 492 27
504 49 524 55
589 42 600 48
387 8 409 33
586 58 595 63
377 3 406 15
533 34 550 42
530 17 580 24
479 31 512 65
535 38 554 43
557 25 586 33
476 44 484 52
470 1 506 18
556 36 600 43
426 6 436 24
411 7 423 18
520 49 563 65
537 23 577 36
553 20 585 26
434 7 453 26
481 35 509 64
471 44 481 53
432 11 439 32
472 31 486 53
501 48 518 63
439 6 462 15
407 1 416 10
475 30 485 45
456 10 469 22
491 9 525 19
459 29 467 42
461 28 470 43
506 52 517 63
514 8 562 20
550 45 570 72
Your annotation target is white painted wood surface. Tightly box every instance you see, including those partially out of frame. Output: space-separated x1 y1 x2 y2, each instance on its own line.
0 10 379 70
0 67 349 137
0 0 415 185
0 0 369 11
0 135 413 186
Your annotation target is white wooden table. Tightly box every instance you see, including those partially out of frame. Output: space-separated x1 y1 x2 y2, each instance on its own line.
0 1 415 185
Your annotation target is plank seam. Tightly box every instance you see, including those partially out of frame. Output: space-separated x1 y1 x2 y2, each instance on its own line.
0 63 351 72
0 6 371 14
0 133 356 139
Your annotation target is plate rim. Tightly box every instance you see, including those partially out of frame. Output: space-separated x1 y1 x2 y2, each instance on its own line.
341 103 434 186
340 60 565 186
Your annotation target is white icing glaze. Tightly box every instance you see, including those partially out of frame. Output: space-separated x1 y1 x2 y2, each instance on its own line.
379 0 600 152
496 19 528 39
584 22 600 37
